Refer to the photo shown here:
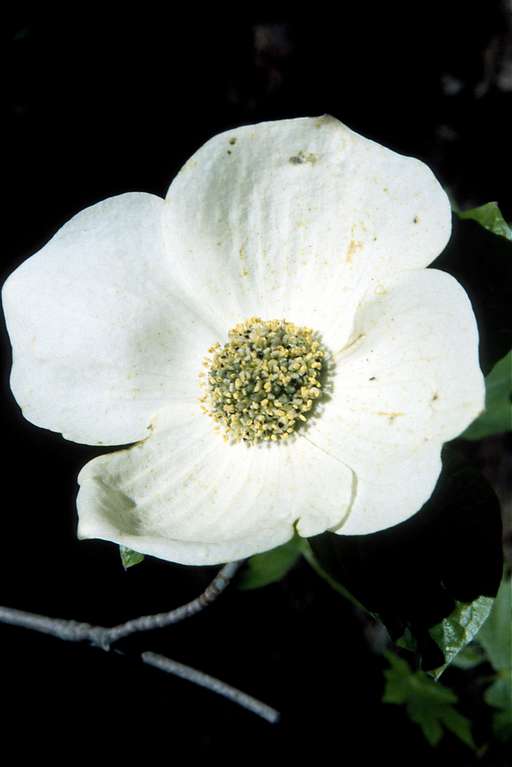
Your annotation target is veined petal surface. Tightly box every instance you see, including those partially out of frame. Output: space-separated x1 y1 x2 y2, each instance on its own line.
162 115 451 351
3 193 218 446
305 268 485 535
77 402 354 565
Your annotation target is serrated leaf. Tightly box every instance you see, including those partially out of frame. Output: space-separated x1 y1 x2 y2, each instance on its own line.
383 652 475 749
408 706 443 747
120 545 145 570
462 352 512 440
430 596 494 679
237 538 302 589
477 577 512 672
382 652 419 704
438 705 476 748
458 202 512 241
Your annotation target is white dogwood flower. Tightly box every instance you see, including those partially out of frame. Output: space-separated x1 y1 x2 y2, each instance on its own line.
2 116 484 565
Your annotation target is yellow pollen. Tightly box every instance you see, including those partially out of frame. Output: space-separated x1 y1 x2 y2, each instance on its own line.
200 317 328 444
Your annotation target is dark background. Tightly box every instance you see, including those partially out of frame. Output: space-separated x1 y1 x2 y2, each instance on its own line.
3 6 511 762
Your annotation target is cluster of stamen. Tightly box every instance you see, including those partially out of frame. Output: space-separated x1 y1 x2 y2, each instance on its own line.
200 317 326 444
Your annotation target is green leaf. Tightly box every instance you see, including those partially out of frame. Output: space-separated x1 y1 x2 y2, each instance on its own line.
450 644 486 670
478 578 512 742
430 596 494 679
458 202 512 242
477 577 512 672
382 653 420 703
409 707 443 747
485 674 512 742
484 674 512 709
492 707 512 742
237 538 302 589
383 652 475 749
396 627 418 653
462 352 512 440
438 706 476 749
120 545 145 570
397 596 493 677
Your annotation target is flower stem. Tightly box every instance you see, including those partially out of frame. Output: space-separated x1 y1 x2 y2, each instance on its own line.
299 538 374 616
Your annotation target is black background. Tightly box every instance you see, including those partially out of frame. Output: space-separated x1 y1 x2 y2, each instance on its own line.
3 6 511 762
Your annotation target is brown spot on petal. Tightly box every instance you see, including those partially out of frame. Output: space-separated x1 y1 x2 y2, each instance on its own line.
346 239 362 263
289 150 318 165
377 411 405 423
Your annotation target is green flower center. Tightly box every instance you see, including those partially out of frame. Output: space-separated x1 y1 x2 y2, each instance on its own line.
200 316 328 444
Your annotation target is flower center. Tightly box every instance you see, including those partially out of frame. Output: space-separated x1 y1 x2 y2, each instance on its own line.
200 316 328 444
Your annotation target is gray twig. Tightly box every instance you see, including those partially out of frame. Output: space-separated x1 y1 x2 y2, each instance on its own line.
0 562 240 649
0 560 280 724
107 561 241 644
0 606 97 642
142 652 280 724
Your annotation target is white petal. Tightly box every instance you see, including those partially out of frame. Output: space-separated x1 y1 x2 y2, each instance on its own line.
313 436 444 537
304 268 485 535
162 115 451 350
77 402 354 565
2 193 218 446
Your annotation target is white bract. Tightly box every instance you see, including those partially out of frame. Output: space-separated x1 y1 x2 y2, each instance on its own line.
2 116 485 565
